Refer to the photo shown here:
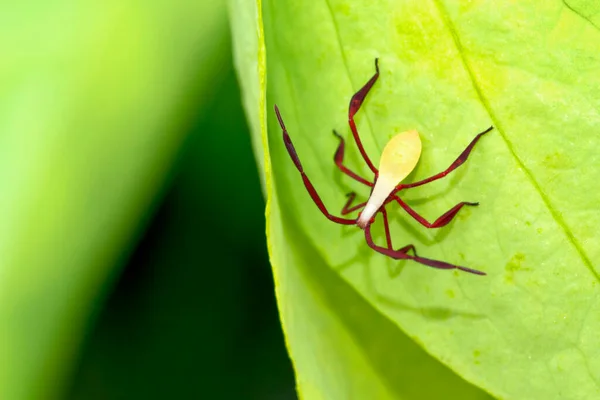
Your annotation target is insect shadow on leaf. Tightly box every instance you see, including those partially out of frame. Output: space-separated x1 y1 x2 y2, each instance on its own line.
274 58 493 276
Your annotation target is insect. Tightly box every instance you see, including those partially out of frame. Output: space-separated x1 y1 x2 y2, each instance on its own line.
274 59 493 275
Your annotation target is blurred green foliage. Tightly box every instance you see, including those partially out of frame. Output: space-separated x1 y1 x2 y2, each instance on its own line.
67 60 295 400
0 0 294 398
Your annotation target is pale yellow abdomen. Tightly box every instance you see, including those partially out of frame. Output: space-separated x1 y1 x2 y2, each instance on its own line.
357 130 421 228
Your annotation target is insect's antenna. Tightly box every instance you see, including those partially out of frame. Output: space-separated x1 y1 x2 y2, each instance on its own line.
348 58 380 175
274 105 356 225
364 223 486 275
396 126 494 191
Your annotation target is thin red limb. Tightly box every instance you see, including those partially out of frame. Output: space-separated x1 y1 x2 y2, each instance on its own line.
348 58 380 175
275 105 356 225
392 196 478 229
396 244 417 255
381 206 417 255
380 207 393 250
396 126 494 192
341 192 367 215
332 130 373 187
364 223 485 275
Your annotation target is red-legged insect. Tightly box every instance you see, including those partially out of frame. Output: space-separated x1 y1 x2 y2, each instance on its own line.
274 59 493 275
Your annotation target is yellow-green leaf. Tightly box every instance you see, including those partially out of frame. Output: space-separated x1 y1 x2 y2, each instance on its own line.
234 0 600 399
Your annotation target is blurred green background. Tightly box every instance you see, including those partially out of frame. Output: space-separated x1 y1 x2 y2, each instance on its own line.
1 1 295 399
66 60 296 399
65 59 296 399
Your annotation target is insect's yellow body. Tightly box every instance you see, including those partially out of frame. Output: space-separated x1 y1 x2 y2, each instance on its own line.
357 130 421 228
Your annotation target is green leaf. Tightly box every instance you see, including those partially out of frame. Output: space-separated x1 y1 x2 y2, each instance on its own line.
235 0 600 399
230 1 494 395
563 0 600 28
0 2 228 399
234 0 487 399
229 0 268 191
251 0 600 398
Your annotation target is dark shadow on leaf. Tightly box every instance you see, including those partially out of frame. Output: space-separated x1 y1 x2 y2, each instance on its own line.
375 294 485 321
278 205 493 400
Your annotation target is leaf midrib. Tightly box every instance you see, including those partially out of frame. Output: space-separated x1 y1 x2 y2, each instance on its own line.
432 0 598 282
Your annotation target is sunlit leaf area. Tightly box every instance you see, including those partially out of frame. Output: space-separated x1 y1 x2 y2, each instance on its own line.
4 0 600 399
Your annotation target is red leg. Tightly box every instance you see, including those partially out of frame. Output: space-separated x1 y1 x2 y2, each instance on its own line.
381 207 418 255
396 244 417 255
348 58 380 175
332 130 373 187
341 192 367 215
380 207 393 249
391 196 478 229
364 223 485 275
275 105 356 225
396 126 493 191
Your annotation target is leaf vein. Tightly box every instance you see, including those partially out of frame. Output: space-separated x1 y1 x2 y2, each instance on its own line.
431 0 599 283
323 0 383 156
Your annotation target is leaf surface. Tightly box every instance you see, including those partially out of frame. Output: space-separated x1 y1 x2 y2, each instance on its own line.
235 0 600 398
